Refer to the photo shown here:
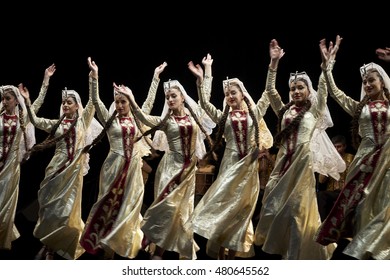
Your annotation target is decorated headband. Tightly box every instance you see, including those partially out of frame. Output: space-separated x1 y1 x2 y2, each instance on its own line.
222 76 231 92
62 87 75 101
289 71 308 83
359 62 376 77
0 85 16 97
163 79 184 94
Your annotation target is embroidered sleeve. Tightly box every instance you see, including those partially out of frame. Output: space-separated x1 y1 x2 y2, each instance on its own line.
323 65 358 116
141 77 159 114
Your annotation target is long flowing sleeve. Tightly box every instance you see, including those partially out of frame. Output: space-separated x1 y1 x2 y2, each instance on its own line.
91 76 110 124
266 66 277 91
82 77 97 128
315 72 327 119
323 62 358 116
198 75 222 123
30 82 49 114
131 103 161 128
264 66 284 115
141 76 159 114
27 105 57 133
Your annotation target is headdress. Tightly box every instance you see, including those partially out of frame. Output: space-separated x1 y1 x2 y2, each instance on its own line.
359 62 390 100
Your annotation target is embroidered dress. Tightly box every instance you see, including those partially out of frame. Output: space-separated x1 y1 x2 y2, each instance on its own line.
80 77 156 258
30 80 96 260
315 67 390 260
254 69 335 260
0 84 47 250
133 105 203 260
187 76 270 258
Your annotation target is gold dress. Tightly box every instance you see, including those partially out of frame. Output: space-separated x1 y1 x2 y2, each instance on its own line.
188 76 270 258
0 84 47 250
315 67 390 260
255 69 335 259
31 78 96 260
80 77 158 259
132 99 204 260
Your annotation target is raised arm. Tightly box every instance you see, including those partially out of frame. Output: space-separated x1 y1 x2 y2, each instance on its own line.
320 35 358 116
266 39 285 114
31 63 56 113
188 53 221 123
18 83 56 132
87 57 110 124
141 62 168 114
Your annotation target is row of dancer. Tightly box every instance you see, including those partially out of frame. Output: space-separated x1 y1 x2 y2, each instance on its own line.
0 35 389 260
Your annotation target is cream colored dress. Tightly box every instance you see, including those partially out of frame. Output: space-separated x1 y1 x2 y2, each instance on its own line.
31 78 96 260
79 77 157 259
315 67 390 260
133 99 205 260
255 68 335 260
188 76 270 258
0 83 47 250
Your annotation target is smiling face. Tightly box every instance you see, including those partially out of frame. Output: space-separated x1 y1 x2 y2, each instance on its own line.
362 70 385 100
62 96 79 118
289 78 310 106
224 83 244 110
1 89 18 115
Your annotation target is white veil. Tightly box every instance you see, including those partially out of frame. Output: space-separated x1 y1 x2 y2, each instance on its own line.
359 62 390 100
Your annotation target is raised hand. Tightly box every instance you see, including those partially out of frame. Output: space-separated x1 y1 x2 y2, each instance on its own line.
43 63 56 85
269 39 285 61
328 35 342 61
87 57 98 79
319 35 342 69
113 82 134 101
376 47 390 62
188 61 203 79
154 62 168 79
269 39 284 70
202 53 213 67
18 83 31 105
45 63 56 78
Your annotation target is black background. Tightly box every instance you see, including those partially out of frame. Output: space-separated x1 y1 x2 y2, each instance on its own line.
1 3 389 259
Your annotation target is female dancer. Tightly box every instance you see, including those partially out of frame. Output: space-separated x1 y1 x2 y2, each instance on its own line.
80 58 167 259
0 64 54 252
19 59 102 259
114 76 215 260
316 35 390 260
187 53 273 259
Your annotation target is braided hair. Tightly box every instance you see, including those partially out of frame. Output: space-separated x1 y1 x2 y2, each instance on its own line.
82 110 118 153
23 105 78 162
